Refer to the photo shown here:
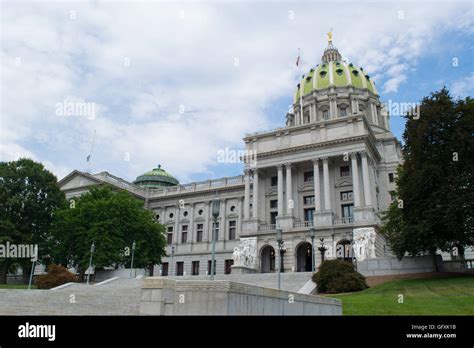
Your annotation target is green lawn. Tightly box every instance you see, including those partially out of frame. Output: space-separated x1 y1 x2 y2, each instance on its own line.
328 275 474 315
0 284 37 289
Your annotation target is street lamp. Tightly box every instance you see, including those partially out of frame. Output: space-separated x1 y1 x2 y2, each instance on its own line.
276 228 284 290
170 245 175 276
28 245 38 290
87 242 95 285
130 240 136 278
309 227 316 273
318 238 328 263
210 197 220 280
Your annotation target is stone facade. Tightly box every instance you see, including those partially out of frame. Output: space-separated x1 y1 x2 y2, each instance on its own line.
59 41 403 276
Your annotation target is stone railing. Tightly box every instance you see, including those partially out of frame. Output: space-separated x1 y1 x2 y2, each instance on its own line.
333 216 354 225
258 224 276 231
294 221 314 228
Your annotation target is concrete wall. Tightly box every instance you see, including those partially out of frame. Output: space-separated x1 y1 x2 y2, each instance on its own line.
139 277 342 316
357 255 443 276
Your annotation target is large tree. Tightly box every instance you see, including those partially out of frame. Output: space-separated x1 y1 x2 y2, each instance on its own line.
0 158 66 283
50 185 166 280
382 88 474 267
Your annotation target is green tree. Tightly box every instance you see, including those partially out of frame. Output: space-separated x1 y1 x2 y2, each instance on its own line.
0 158 66 283
381 88 474 267
50 185 166 280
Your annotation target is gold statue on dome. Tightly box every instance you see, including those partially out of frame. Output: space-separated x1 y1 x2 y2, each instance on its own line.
327 29 333 43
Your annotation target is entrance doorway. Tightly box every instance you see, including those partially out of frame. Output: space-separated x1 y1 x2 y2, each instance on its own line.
260 245 276 273
296 242 313 272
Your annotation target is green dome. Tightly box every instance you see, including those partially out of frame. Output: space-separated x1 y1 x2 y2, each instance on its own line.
134 164 179 188
294 60 378 103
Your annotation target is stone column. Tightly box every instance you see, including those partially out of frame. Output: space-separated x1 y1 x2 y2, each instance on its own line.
252 169 259 219
204 201 210 242
351 152 361 207
174 204 180 244
189 203 195 248
361 151 372 207
285 163 293 217
329 98 336 119
220 199 226 240
237 197 243 238
322 157 331 211
313 159 321 212
244 169 250 220
277 164 284 217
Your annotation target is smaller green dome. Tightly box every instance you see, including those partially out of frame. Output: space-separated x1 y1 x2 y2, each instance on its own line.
134 164 179 188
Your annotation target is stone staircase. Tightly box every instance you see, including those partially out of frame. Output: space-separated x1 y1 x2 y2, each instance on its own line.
0 272 315 315
0 278 143 315
164 272 314 293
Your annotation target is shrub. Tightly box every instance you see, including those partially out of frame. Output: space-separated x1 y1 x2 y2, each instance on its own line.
312 259 368 293
35 264 77 289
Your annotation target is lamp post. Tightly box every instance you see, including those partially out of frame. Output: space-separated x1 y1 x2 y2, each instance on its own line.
87 242 95 285
170 245 175 276
210 197 220 280
130 240 136 278
28 245 38 290
276 228 284 290
318 238 328 263
309 227 316 273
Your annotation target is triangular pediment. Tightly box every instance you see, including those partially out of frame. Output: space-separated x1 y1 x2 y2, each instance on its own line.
59 170 102 190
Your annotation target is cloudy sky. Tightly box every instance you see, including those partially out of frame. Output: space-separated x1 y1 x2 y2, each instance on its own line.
1 1 473 184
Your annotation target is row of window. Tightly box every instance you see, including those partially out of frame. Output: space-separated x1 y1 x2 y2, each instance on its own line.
302 107 349 124
161 259 234 276
158 205 237 221
166 221 237 244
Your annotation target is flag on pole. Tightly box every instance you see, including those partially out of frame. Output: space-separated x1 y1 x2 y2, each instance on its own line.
296 48 300 67
86 154 90 162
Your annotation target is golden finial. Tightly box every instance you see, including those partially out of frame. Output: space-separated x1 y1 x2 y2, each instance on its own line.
327 29 333 43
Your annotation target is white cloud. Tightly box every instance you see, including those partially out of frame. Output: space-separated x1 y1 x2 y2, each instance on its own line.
1 1 472 182
450 72 474 98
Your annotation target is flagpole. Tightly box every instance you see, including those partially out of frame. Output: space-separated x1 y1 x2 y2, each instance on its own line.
87 129 96 173
299 48 303 124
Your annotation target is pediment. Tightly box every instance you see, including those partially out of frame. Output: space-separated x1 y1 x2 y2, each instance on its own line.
59 171 102 190
334 179 352 187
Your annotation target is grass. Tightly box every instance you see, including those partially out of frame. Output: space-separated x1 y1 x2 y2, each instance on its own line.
0 284 37 289
327 275 474 315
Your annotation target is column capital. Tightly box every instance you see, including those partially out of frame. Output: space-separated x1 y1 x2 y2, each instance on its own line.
284 162 293 169
350 151 359 159
252 168 259 175
312 158 320 164
321 156 329 162
244 168 252 176
359 150 368 157
276 164 284 170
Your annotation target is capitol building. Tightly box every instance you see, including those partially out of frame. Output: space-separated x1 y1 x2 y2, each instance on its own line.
59 38 402 276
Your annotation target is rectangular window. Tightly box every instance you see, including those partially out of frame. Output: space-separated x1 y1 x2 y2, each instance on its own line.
388 173 395 183
304 208 315 222
228 220 236 240
270 199 278 209
340 191 354 202
303 195 315 205
161 262 168 276
192 261 200 276
271 176 278 187
181 225 188 243
208 260 217 275
196 223 203 242
225 259 234 274
303 109 310 124
304 171 314 182
340 165 350 177
167 233 173 245
340 108 347 117
270 211 278 225
342 204 354 218
322 110 329 120
176 262 184 276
